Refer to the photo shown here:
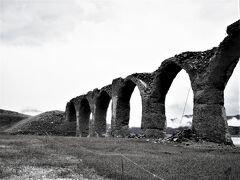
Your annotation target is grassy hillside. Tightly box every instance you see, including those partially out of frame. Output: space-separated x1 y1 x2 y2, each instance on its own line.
6 111 76 136
0 109 30 131
0 135 239 179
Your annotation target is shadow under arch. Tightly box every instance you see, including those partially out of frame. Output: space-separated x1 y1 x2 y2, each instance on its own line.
66 101 76 122
95 90 111 136
78 98 91 137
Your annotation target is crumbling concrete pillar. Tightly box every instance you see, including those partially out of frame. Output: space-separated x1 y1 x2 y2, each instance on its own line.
94 90 111 137
141 95 166 138
81 92 94 137
75 106 81 137
80 100 91 137
73 97 91 137
192 20 240 144
192 87 230 143
148 61 184 138
86 90 102 137
111 78 133 137
94 108 107 136
111 74 166 138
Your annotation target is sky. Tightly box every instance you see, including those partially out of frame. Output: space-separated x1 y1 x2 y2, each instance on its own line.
0 0 239 126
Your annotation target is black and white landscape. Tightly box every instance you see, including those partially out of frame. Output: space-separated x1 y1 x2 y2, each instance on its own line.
0 0 240 179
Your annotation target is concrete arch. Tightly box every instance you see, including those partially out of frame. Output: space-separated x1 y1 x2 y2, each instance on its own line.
142 59 193 138
192 20 240 143
100 85 112 98
77 98 91 137
152 61 188 104
111 75 147 137
64 19 240 143
94 90 111 136
72 97 92 137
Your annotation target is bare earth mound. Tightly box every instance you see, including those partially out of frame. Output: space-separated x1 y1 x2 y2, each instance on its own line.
0 109 30 131
5 111 76 136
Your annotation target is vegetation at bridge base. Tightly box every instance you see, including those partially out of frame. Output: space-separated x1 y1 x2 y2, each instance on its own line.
0 134 240 179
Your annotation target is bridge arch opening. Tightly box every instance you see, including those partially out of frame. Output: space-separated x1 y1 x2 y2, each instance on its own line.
152 62 193 131
68 101 76 122
165 70 193 129
129 87 142 128
154 63 182 104
225 60 240 145
106 100 112 134
117 79 142 129
95 91 111 136
78 98 91 137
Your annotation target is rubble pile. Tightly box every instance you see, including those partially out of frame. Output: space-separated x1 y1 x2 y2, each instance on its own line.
128 133 146 139
151 128 199 144
165 128 198 143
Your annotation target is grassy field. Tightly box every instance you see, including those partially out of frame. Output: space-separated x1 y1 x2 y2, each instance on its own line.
0 135 240 180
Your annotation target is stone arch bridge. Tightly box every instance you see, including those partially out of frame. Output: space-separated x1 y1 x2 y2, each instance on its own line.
65 20 240 144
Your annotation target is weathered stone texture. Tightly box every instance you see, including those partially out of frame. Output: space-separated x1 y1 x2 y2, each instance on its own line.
65 20 240 144
71 95 92 137
94 90 111 136
191 20 240 144
193 104 231 144
65 101 76 122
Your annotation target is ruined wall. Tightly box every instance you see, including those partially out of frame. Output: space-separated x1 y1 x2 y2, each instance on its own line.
65 20 240 143
94 86 112 137
191 20 240 144
111 74 154 137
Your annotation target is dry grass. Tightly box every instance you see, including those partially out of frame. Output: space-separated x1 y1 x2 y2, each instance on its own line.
0 135 240 180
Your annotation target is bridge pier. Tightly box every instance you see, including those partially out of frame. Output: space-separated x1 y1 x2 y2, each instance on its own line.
111 93 131 137
141 95 166 138
75 108 81 137
192 20 240 144
93 94 110 137
192 89 231 143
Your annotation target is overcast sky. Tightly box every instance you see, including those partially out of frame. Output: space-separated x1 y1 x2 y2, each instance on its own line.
0 0 239 126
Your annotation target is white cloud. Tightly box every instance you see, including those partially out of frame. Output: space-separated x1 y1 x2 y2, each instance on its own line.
228 118 240 127
0 0 239 121
0 0 112 45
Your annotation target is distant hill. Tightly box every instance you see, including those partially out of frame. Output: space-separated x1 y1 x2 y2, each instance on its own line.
227 115 240 120
168 114 240 128
3 109 240 136
0 109 30 131
6 110 76 136
168 114 240 135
